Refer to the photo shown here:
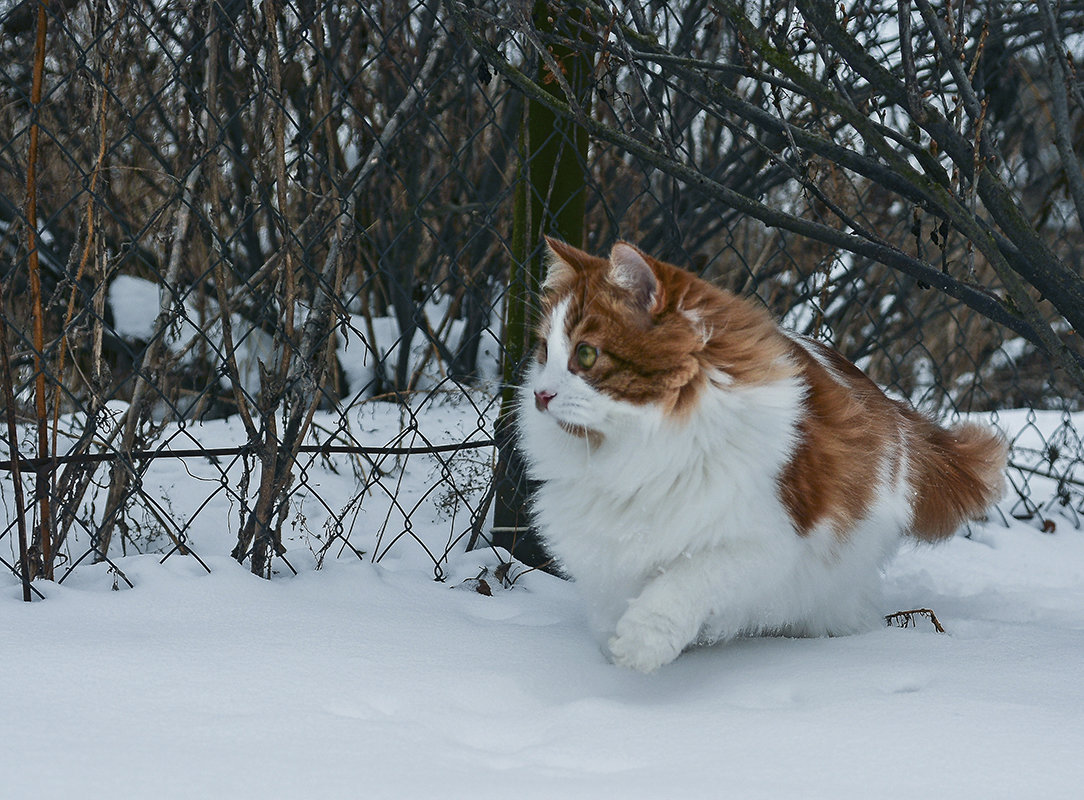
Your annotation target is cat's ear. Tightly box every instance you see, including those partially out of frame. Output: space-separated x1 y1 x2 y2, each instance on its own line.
609 242 661 313
543 236 586 291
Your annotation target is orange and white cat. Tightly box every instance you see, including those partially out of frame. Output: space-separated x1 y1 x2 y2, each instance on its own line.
518 238 1006 672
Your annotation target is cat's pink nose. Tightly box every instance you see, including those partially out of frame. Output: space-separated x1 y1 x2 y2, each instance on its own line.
534 389 556 411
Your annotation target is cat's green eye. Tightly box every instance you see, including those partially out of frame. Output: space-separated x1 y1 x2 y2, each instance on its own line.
576 343 598 370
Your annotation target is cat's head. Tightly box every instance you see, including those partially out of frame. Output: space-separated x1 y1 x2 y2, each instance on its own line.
524 238 790 441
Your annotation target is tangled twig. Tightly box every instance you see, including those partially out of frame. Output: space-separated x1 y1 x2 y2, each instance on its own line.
885 608 946 633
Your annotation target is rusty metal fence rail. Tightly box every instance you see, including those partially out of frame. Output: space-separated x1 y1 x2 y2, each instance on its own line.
0 0 1081 596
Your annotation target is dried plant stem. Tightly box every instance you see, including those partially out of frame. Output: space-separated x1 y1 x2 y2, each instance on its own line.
25 0 52 579
45 5 120 563
0 316 32 601
51 6 115 451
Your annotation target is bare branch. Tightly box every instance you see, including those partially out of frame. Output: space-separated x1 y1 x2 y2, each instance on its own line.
1037 0 1084 225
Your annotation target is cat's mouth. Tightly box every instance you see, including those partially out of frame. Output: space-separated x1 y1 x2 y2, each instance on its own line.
556 419 604 446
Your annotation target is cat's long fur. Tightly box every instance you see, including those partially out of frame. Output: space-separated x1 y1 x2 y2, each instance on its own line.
517 238 1007 673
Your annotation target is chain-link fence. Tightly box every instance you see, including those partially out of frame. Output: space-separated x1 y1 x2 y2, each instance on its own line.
1 0 1082 595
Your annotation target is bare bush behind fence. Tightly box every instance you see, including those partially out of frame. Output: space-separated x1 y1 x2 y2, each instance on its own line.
0 0 1081 596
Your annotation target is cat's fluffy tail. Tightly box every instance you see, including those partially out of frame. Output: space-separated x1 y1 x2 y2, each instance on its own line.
905 414 1008 541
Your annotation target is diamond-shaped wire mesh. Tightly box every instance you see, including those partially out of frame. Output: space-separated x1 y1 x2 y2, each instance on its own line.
1 0 1080 590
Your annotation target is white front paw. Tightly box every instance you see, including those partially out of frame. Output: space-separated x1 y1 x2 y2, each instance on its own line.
607 609 686 673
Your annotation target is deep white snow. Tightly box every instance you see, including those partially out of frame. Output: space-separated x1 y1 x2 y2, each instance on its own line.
2 403 1082 799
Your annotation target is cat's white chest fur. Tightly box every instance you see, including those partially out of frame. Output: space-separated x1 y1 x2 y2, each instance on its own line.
519 367 908 672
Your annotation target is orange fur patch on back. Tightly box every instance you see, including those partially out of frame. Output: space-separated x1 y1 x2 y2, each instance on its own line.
777 338 1006 539
777 339 897 536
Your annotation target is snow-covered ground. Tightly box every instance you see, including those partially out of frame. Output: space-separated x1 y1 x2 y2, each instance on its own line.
2 403 1083 799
